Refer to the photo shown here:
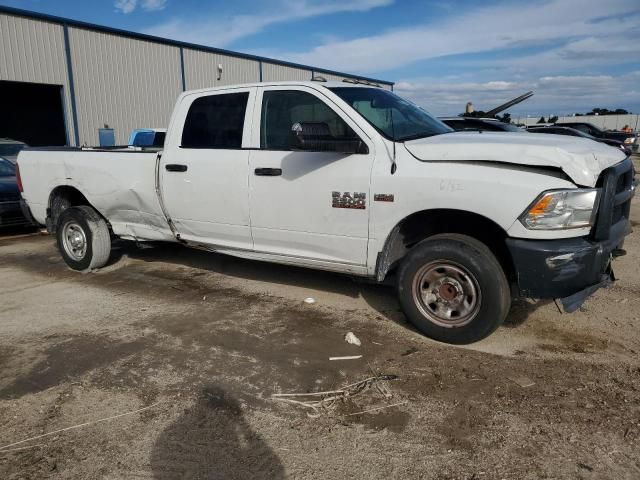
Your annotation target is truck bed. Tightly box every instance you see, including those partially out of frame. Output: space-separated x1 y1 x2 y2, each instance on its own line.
18 147 174 242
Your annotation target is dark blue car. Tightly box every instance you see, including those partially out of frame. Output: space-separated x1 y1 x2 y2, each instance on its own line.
0 157 32 228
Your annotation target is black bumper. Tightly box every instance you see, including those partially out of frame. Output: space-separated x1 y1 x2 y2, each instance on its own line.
0 200 31 227
19 198 39 226
507 156 635 312
506 234 621 311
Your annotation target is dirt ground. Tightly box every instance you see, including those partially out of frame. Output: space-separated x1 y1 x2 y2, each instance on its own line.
1 162 639 479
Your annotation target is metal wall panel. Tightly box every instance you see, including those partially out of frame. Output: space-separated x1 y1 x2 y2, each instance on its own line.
68 27 182 145
315 73 347 82
183 49 260 90
1 10 392 146
261 63 312 82
0 13 75 144
314 72 393 90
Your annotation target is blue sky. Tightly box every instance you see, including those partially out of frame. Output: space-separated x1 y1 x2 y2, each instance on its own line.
2 0 639 116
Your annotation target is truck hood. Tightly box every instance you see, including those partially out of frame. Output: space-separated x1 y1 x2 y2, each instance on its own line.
404 131 627 187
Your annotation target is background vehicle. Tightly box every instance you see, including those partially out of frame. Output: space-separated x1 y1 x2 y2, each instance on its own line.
17 82 634 345
0 138 27 163
0 157 33 228
440 117 525 132
128 128 166 148
527 126 632 156
556 122 638 152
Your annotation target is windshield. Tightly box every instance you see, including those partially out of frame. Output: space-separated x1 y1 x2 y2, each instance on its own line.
568 128 595 139
0 158 16 176
329 87 452 141
497 122 525 132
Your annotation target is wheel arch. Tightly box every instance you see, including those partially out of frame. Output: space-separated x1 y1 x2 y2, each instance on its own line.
47 185 105 233
375 209 516 283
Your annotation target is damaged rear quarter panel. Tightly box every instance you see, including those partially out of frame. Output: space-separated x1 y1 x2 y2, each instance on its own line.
20 150 173 240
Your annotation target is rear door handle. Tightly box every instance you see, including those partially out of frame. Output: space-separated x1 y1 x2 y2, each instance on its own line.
165 164 188 172
254 168 282 176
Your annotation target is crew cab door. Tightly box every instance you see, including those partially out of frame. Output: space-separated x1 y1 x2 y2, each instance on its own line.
159 87 256 249
248 86 375 270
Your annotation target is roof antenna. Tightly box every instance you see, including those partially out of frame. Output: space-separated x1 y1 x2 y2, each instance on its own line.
390 105 397 174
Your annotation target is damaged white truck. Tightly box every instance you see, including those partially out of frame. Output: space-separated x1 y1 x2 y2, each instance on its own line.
17 81 635 344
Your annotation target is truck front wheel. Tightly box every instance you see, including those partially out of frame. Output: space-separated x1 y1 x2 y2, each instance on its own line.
397 234 510 344
56 206 111 272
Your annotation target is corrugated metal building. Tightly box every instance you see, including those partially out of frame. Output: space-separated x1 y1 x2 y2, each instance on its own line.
0 6 393 147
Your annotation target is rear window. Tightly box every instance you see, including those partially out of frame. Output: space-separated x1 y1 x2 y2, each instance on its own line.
182 92 249 149
153 131 166 147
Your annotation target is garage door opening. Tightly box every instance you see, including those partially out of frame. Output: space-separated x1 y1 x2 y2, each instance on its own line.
0 80 68 147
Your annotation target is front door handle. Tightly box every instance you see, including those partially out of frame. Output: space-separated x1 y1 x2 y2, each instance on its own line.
254 168 282 176
165 164 188 172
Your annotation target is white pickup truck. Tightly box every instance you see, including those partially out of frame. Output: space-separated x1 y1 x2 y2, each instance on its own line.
17 81 635 344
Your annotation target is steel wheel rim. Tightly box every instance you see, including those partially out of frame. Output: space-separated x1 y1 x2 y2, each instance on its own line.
62 221 87 261
411 261 481 328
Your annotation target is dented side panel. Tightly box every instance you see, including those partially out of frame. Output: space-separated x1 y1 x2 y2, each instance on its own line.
18 149 175 241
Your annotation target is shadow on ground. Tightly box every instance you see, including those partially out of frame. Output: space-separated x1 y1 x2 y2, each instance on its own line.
0 225 40 238
151 386 285 480
111 240 537 331
111 240 412 326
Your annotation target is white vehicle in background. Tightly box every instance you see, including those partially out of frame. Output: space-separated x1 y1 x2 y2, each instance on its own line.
17 81 634 344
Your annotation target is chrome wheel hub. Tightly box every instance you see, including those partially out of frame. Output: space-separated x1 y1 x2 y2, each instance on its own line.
412 261 481 328
62 222 87 261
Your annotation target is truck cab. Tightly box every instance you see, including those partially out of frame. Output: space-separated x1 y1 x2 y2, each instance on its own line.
17 81 635 344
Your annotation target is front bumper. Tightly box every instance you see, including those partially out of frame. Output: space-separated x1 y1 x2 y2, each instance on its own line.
506 233 623 311
506 156 635 312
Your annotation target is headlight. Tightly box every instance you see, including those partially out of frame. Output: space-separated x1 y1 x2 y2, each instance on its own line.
624 137 636 144
520 189 600 230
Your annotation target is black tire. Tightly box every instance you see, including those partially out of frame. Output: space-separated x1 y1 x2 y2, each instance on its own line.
397 233 510 344
48 195 71 233
56 206 111 272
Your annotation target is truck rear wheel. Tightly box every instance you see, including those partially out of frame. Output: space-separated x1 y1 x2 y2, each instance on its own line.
56 206 111 272
397 233 510 344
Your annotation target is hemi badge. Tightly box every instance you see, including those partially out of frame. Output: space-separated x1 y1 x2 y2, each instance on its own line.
374 194 394 202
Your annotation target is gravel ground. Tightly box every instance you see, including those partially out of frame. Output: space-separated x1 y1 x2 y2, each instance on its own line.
0 160 639 479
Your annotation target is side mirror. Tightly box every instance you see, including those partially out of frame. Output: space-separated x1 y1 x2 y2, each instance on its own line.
289 122 367 154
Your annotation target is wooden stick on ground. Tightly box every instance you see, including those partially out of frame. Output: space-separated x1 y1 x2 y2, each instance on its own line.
343 401 408 417
0 402 161 451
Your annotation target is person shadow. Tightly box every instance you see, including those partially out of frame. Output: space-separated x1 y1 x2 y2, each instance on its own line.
151 386 285 480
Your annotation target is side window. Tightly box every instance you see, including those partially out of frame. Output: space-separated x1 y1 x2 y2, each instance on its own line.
260 90 359 150
571 124 589 134
182 92 249 149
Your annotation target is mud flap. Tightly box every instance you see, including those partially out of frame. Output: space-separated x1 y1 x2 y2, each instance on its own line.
559 269 615 313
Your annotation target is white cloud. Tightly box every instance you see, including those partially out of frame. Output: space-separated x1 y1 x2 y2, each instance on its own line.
115 0 137 14
274 0 639 73
395 72 640 117
142 0 167 11
143 0 392 47
115 0 167 14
